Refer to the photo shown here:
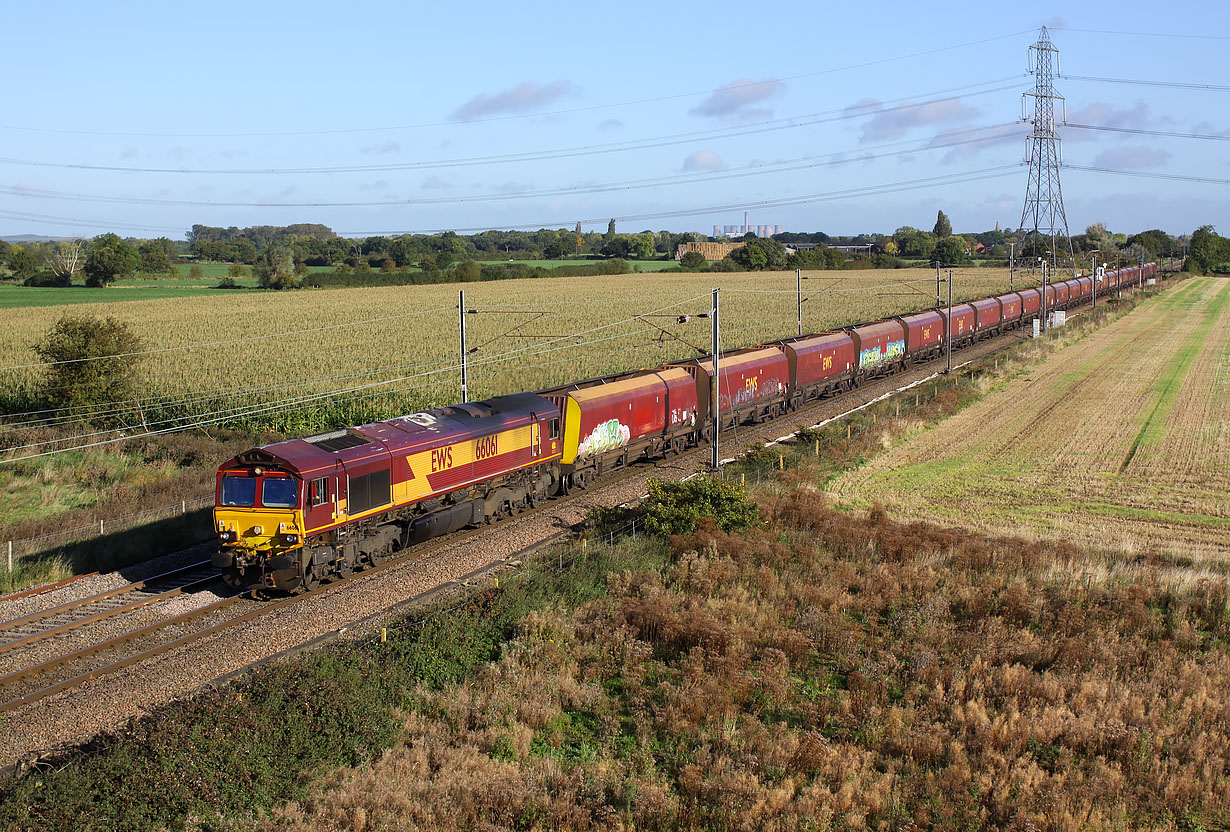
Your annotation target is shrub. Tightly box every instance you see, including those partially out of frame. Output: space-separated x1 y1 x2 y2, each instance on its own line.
678 251 707 270
639 477 759 536
34 315 144 418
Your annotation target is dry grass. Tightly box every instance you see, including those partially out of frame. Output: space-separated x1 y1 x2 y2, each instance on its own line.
833 277 1230 577
0 268 1029 432
261 493 1230 831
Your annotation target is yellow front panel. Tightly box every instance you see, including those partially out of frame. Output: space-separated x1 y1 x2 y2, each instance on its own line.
215 507 303 552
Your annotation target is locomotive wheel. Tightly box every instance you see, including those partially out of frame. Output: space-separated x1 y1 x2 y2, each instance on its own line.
336 557 354 580
300 568 321 593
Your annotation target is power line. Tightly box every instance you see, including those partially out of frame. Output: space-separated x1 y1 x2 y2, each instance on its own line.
0 79 1025 176
0 31 1033 139
334 165 1023 236
1066 123 1230 141
1064 164 1230 186
0 123 1022 210
1062 74 1230 92
1050 26 1230 42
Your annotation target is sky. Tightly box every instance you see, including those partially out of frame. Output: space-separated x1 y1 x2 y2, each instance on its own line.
1 0 1227 240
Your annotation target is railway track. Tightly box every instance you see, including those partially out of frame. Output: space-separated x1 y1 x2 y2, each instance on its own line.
0 560 221 654
0 287 1146 718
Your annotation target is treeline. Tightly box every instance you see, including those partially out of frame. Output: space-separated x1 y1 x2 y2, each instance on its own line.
302 258 636 289
0 218 1214 290
186 222 703 267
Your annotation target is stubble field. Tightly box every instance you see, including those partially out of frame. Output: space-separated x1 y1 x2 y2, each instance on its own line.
833 276 1230 574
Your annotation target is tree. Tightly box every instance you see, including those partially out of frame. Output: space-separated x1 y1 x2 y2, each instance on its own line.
678 251 707 270
933 210 952 238
883 240 899 256
49 240 85 283
730 237 788 270
600 236 633 258
254 245 298 289
606 218 616 239
934 236 967 265
542 237 570 259
7 246 40 279
1189 225 1228 273
631 233 656 260
227 263 247 278
137 239 175 274
83 233 138 287
34 315 144 418
1126 229 1174 257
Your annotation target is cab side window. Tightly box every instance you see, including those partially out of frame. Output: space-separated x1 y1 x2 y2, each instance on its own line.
310 477 329 507
549 418 560 440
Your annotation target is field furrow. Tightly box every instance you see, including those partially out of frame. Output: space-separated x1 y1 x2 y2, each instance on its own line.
833 277 1230 577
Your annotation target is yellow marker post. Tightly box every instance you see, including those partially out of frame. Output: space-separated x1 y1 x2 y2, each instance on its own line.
380 628 387 643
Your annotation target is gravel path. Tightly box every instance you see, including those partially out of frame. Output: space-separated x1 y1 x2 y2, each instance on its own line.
0 321 1045 771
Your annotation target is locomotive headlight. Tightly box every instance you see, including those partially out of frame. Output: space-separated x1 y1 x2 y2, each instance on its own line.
252 525 264 536
219 531 234 542
281 534 300 545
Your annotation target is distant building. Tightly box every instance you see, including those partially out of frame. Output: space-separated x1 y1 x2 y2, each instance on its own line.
711 221 784 238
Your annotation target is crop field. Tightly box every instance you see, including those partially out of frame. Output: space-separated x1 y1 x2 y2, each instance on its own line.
833 276 1230 572
0 267 1038 436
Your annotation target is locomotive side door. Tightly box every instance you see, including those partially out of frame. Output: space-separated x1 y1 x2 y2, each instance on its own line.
530 415 541 457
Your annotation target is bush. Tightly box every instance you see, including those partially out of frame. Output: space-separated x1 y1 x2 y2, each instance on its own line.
215 277 239 289
22 271 69 287
678 251 707 270
639 477 759 536
34 315 144 419
707 257 741 272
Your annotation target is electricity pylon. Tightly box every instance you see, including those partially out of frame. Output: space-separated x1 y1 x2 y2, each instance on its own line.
1019 26 1076 274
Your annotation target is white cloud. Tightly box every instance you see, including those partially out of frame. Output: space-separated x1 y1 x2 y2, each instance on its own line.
682 150 723 171
450 81 578 121
859 99 978 143
690 79 783 120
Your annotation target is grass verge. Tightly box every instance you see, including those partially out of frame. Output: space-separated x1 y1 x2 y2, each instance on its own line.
0 534 668 831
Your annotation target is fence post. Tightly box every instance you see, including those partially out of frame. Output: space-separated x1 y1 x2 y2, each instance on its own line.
7 541 11 574
100 519 104 536
182 501 186 515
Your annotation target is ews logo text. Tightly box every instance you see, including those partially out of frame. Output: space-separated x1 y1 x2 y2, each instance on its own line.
431 446 453 472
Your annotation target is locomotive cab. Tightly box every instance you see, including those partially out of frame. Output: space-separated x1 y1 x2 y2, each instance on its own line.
213 463 306 589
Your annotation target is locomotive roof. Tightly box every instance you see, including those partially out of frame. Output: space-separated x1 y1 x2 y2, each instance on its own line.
221 392 556 477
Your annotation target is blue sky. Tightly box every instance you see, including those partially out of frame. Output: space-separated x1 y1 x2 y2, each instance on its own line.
1 0 1226 240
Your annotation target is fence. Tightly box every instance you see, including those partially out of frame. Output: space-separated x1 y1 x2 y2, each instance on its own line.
6 495 213 572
